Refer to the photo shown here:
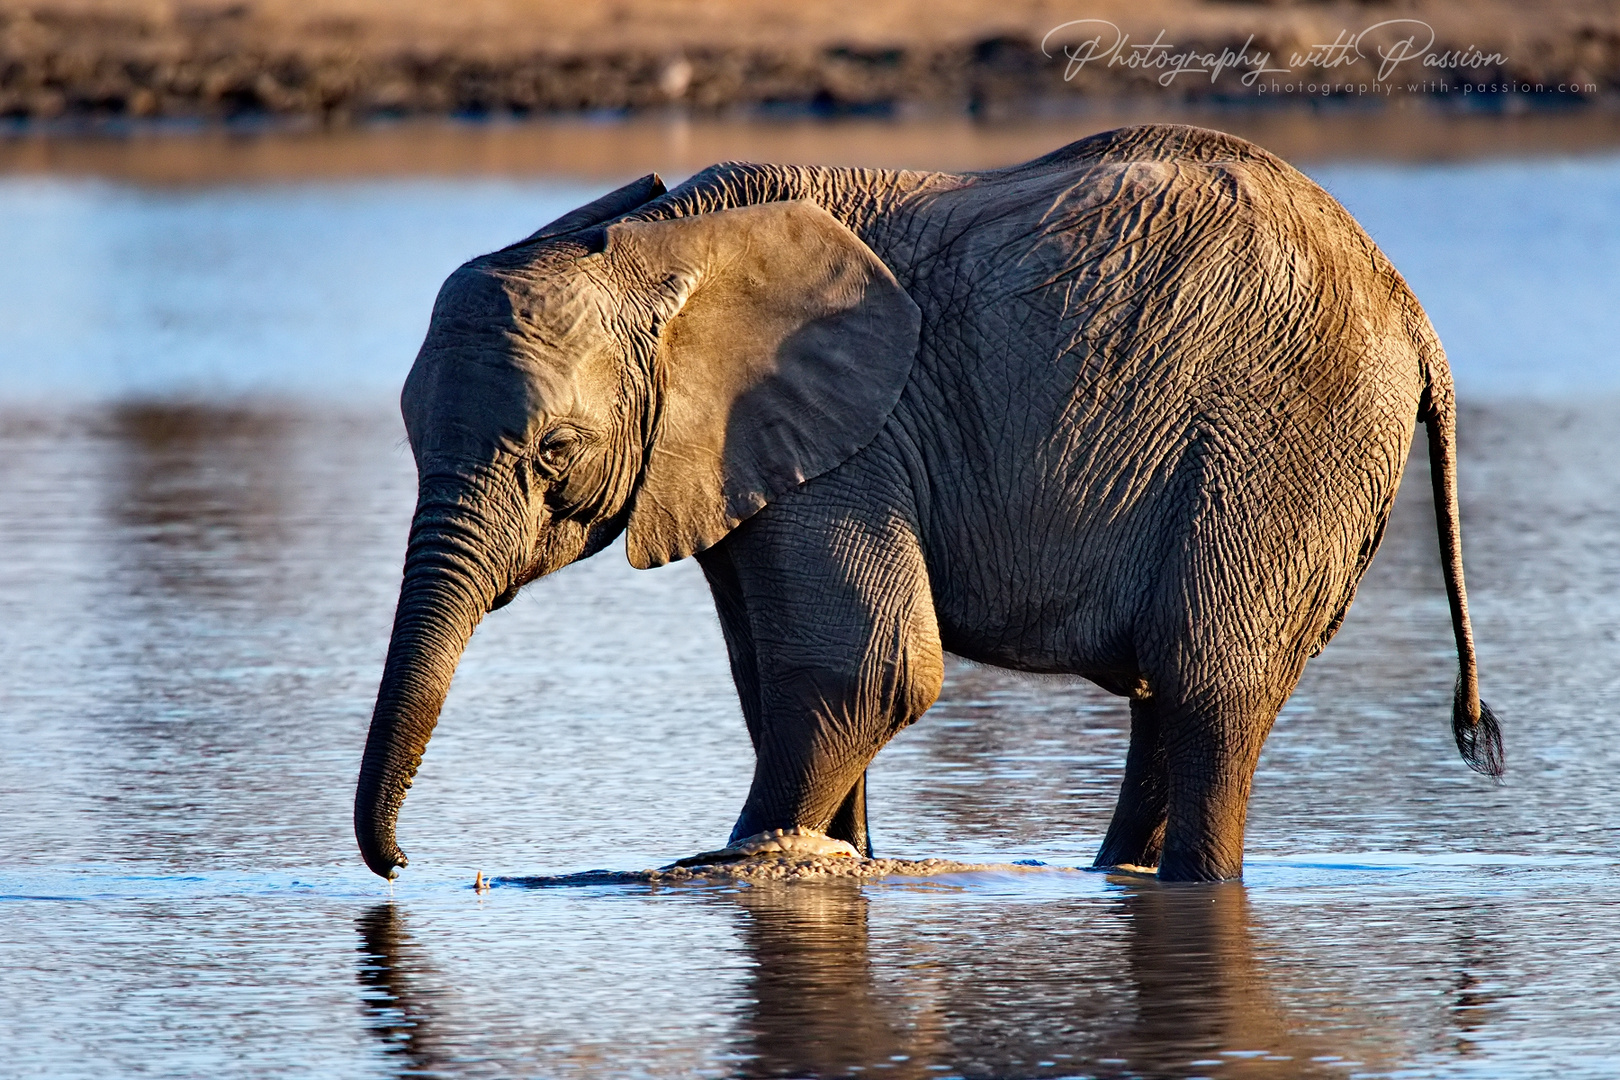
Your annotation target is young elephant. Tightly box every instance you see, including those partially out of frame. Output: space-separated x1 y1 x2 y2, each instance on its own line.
355 124 1501 883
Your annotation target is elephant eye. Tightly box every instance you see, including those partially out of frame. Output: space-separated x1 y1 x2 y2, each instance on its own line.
533 428 580 474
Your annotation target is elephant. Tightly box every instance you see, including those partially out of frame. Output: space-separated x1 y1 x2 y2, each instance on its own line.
354 123 1501 884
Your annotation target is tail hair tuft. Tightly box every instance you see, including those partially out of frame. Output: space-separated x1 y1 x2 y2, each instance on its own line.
1453 681 1504 779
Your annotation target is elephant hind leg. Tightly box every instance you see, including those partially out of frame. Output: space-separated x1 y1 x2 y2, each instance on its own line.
1136 458 1318 880
1154 674 1295 882
1094 696 1169 871
1093 681 1286 881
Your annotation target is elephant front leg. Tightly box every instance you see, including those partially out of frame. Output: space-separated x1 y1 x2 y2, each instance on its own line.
729 646 934 851
714 498 943 856
702 542 872 853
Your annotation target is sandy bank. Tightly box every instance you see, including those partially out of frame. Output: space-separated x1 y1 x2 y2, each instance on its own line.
1 0 1617 123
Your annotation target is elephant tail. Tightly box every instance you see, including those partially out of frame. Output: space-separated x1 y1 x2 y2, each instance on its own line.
1419 353 1504 778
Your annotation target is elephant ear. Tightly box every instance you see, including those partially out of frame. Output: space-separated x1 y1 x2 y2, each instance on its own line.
522 173 667 243
609 200 922 569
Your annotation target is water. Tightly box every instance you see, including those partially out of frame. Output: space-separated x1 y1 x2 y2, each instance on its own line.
2 145 1619 1078
3 153 1620 400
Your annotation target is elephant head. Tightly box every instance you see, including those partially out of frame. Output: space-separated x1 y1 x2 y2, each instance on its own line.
354 174 923 879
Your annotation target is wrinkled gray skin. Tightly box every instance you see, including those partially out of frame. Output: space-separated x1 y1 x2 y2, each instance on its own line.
356 124 1502 884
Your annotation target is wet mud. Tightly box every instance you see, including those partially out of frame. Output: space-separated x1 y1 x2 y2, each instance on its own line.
500 855 1087 887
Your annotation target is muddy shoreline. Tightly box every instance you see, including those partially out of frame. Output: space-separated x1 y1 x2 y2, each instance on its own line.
2 1 1617 124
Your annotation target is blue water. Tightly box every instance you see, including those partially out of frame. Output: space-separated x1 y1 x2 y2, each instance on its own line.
1 149 1619 1078
1312 157 1620 397
1 156 1619 401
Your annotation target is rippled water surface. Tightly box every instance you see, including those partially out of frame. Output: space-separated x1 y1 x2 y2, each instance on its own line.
2 149 1619 1078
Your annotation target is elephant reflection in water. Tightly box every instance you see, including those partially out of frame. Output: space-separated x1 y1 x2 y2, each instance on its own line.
353 890 937 1079
729 881 949 1078
355 884 1397 1079
731 881 1387 1079
1112 883 1341 1078
355 904 449 1077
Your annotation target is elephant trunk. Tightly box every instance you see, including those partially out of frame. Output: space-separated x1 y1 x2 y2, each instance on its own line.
355 475 514 879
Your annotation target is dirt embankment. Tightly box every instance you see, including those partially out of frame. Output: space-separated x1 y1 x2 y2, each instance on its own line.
3 0 1618 123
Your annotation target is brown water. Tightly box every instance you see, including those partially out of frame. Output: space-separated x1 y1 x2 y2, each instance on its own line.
2 141 1620 1078
6 108 1620 184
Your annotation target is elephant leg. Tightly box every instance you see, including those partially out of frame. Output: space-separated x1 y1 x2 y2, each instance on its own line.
826 771 873 857
1154 679 1289 883
696 544 764 752
1094 697 1169 871
1141 473 1314 881
705 536 882 857
718 492 943 848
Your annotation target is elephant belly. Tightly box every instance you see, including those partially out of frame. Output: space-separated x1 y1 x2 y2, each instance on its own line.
929 537 1152 697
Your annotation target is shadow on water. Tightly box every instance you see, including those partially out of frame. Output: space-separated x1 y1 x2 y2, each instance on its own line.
8 401 411 872
81 403 309 865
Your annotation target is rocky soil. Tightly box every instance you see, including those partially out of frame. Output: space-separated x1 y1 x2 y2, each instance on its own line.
2 0 1618 123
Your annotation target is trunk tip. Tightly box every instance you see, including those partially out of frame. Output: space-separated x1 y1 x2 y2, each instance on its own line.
367 854 407 881
357 828 410 880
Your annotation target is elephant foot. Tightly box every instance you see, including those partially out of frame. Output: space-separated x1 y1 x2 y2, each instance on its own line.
674 827 861 868
1094 862 1159 878
1156 852 1243 882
